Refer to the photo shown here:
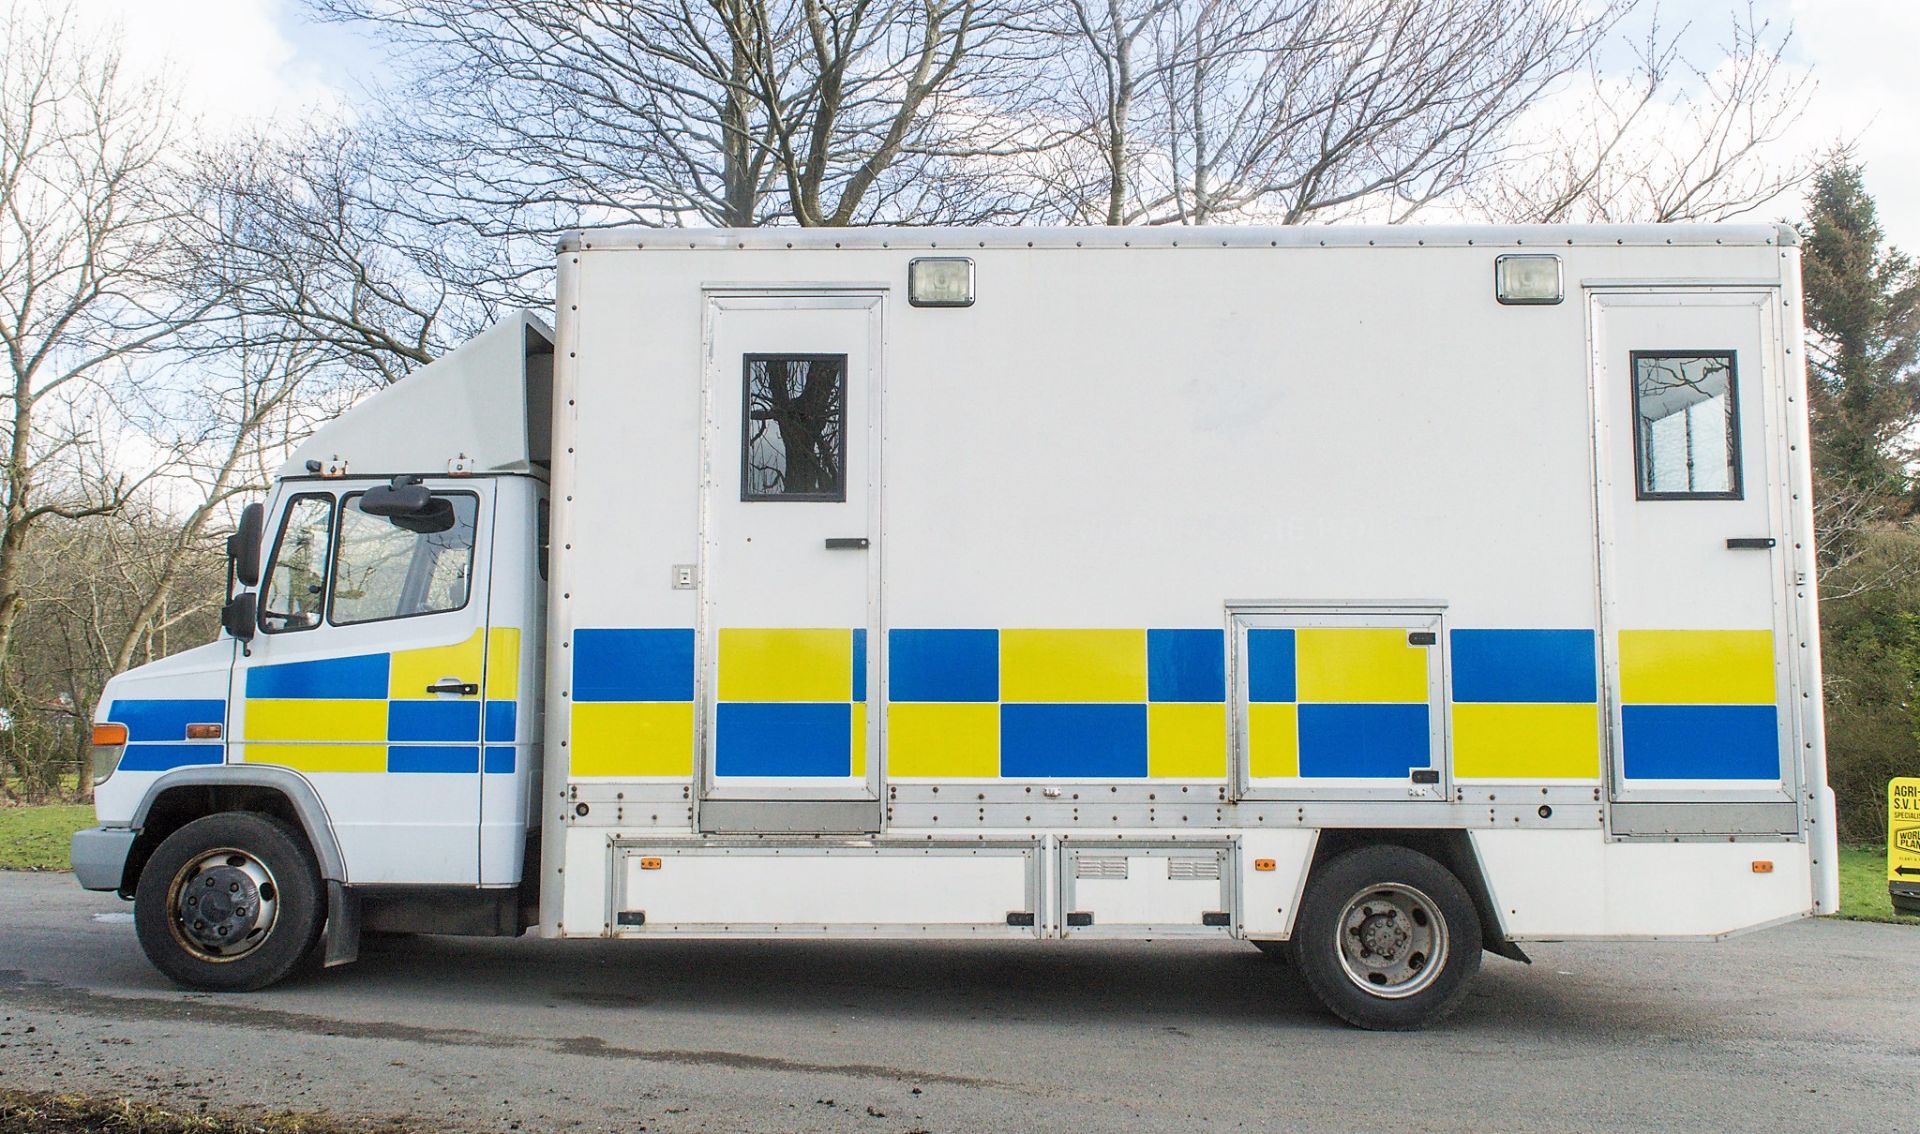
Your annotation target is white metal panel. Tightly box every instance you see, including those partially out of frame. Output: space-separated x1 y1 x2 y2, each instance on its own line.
1060 844 1233 935
1238 830 1318 938
1472 829 1813 939
616 844 1034 930
283 312 551 479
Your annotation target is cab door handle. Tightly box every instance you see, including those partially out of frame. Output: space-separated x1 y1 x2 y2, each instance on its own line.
426 681 479 696
1726 537 1776 550
824 537 870 549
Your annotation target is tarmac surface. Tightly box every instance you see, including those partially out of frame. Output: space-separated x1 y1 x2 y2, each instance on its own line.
0 870 1913 1133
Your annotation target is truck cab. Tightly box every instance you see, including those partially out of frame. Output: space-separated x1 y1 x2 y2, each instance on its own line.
74 314 553 988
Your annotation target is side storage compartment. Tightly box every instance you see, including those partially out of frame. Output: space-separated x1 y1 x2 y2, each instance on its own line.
610 839 1042 936
1057 839 1237 936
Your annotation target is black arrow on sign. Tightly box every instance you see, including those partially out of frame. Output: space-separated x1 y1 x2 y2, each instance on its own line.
1897 866 1920 877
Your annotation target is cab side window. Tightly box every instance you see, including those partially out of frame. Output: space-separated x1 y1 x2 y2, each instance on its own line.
260 494 335 633
330 492 479 625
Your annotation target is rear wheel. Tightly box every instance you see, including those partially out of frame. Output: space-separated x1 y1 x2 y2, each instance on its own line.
1290 845 1481 1030
134 812 324 992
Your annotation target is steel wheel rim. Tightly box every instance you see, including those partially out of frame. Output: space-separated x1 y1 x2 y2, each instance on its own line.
1334 882 1449 999
166 846 280 962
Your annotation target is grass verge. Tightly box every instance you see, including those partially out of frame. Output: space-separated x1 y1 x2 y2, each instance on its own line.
0 803 93 871
1836 843 1920 924
0 1088 426 1133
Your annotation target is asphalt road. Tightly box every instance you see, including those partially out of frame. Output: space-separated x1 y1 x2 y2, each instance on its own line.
0 871 1913 1134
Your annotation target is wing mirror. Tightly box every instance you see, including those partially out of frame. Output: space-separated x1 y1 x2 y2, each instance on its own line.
227 502 264 588
221 592 257 643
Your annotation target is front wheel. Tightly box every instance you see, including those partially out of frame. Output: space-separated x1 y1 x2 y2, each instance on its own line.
1290 845 1481 1030
134 812 324 991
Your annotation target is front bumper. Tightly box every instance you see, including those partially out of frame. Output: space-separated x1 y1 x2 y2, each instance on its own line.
71 827 136 892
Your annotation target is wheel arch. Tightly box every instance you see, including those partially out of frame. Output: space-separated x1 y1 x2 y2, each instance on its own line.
124 767 346 897
1306 829 1528 963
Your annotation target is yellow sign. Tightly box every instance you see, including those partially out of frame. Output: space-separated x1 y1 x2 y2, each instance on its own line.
1891 777 1920 883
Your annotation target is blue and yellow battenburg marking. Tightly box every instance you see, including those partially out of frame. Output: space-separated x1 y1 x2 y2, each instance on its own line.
1618 630 1778 780
1246 628 1431 779
888 628 1226 779
241 628 521 774
565 624 1783 784
1449 629 1599 780
105 699 227 772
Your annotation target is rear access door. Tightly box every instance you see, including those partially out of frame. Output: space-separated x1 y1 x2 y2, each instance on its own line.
697 293 884 834
1591 289 1800 835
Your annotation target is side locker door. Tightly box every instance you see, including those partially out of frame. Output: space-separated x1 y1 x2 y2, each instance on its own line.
1232 607 1448 802
229 478 498 883
1591 290 1798 826
697 293 883 833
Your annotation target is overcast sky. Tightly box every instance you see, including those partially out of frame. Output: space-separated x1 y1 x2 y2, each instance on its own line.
82 0 1920 250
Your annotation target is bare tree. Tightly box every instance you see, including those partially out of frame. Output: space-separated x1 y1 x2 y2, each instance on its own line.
192 126 496 386
1470 4 1813 224
314 0 1039 242
1033 0 1629 226
0 2 210 697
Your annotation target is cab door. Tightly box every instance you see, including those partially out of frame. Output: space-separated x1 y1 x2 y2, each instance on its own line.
229 478 500 883
1591 290 1796 820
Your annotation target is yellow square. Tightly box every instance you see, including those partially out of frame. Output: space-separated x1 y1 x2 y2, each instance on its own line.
1296 628 1428 703
1147 703 1227 778
1452 702 1599 779
571 702 694 777
1000 629 1146 703
244 698 386 743
887 703 1000 777
1618 630 1774 705
486 627 522 700
1247 702 1299 779
718 628 852 702
243 742 385 773
389 630 486 700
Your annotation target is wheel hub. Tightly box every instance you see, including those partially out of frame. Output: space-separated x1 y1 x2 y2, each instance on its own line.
1335 883 1449 1000
170 850 280 960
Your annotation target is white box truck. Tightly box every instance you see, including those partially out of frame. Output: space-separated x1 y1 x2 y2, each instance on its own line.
72 224 1838 1029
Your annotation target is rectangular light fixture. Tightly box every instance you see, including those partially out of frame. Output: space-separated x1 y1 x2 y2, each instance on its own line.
909 257 974 307
1495 254 1563 305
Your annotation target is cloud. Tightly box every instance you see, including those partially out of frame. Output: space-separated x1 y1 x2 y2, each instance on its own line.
74 0 353 131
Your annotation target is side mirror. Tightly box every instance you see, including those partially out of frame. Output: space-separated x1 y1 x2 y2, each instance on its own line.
228 502 264 588
221 592 257 643
361 474 433 518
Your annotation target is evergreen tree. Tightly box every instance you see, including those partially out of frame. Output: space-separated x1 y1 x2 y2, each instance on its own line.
1799 152 1920 499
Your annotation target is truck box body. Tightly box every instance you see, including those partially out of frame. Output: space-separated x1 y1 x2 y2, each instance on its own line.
81 225 1839 1020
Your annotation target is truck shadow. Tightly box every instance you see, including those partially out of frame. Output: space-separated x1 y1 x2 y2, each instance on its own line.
322 933 1687 1038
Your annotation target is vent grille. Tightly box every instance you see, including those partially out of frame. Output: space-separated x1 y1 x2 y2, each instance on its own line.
1167 857 1221 881
1076 856 1129 880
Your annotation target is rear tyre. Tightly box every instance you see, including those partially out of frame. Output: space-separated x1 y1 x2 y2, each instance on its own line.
1290 845 1481 1030
134 812 324 992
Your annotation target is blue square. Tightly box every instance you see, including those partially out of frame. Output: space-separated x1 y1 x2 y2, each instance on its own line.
1297 703 1429 778
573 628 695 702
715 703 852 777
1000 704 1148 778
1148 629 1226 702
1451 629 1596 703
888 629 999 702
1247 629 1297 703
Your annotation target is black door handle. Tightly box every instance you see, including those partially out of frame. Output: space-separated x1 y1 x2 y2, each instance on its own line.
426 681 479 696
1726 537 1777 550
824 537 870 549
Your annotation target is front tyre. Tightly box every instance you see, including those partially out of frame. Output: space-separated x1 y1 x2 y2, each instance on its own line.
134 813 324 992
1291 845 1481 1030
